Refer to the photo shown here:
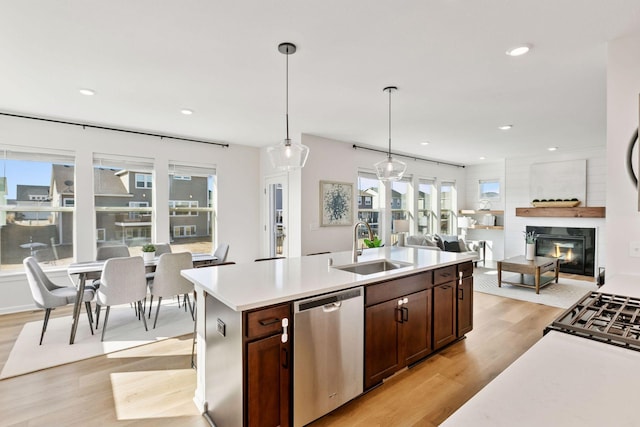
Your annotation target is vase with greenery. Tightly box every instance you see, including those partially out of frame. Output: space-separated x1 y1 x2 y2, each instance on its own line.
142 243 156 261
523 231 536 260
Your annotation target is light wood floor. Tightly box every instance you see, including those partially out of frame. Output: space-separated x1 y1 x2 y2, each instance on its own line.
0 292 563 427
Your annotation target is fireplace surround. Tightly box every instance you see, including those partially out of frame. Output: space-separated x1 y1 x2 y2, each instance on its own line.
525 226 596 277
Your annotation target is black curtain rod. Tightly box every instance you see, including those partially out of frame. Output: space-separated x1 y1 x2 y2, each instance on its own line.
0 111 230 148
352 144 465 169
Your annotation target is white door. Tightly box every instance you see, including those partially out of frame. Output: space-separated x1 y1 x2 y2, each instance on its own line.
264 175 288 258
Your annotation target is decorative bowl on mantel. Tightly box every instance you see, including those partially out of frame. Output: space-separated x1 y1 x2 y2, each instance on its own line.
531 199 581 208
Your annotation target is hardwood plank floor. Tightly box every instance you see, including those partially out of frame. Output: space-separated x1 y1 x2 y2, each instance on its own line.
0 292 563 426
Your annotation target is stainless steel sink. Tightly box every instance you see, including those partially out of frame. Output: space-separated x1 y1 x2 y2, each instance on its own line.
333 259 413 275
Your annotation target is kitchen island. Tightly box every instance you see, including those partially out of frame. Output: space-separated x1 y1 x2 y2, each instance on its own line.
182 247 476 427
441 274 640 426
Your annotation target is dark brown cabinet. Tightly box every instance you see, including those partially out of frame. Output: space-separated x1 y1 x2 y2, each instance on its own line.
364 272 432 390
433 265 457 350
457 261 474 337
244 303 291 427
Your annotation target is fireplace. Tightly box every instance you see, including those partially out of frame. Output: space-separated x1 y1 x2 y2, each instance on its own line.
526 226 596 276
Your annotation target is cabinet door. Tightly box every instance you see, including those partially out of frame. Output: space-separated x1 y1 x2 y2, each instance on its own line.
457 276 473 337
365 298 400 390
247 334 290 427
399 289 432 366
433 282 456 349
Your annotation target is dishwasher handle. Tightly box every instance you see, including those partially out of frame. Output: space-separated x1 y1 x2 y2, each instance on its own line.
296 287 363 313
323 302 342 312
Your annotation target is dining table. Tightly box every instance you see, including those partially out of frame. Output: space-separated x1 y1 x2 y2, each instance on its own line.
66 252 216 344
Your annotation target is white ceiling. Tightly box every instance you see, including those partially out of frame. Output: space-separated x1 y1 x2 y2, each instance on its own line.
2 1 640 165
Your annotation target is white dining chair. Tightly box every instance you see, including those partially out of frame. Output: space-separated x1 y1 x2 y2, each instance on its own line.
211 243 229 265
148 252 194 328
23 257 95 345
95 256 148 341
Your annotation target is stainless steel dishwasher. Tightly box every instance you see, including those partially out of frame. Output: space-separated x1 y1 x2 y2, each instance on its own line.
293 287 364 427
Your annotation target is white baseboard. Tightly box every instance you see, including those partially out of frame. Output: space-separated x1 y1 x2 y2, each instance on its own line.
0 304 37 315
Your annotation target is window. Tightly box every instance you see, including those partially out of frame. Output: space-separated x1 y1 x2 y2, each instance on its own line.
96 228 106 242
440 181 457 234
173 225 196 237
169 200 199 216
63 198 75 207
0 149 75 271
135 173 152 189
94 154 153 255
356 171 380 244
417 179 437 235
479 179 500 201
391 177 412 229
169 163 216 254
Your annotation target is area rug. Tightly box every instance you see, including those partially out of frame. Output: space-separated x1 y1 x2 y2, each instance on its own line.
473 267 598 309
1 300 193 379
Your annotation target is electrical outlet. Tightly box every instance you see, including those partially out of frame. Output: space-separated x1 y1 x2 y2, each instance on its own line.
216 318 226 337
630 241 640 258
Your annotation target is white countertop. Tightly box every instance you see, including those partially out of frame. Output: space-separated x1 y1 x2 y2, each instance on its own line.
599 273 640 298
442 273 640 426
181 247 475 311
441 330 640 427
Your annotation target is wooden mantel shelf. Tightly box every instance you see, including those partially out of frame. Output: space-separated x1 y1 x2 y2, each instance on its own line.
515 206 606 218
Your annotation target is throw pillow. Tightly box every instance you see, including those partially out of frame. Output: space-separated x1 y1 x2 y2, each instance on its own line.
444 241 461 252
406 235 427 246
433 234 445 250
424 237 438 247
458 239 468 252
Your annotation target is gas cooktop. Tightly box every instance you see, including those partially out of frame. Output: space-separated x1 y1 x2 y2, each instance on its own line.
544 291 640 352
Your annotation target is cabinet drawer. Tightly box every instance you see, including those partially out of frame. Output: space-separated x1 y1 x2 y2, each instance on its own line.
434 265 456 285
366 272 431 307
245 304 290 340
458 261 473 279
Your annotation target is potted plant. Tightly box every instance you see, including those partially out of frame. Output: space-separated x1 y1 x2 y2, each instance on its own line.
363 235 383 248
142 243 156 262
523 231 536 260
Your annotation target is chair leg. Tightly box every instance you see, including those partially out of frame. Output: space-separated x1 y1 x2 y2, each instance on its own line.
139 301 148 331
95 304 101 328
148 295 154 319
85 302 94 336
191 304 197 369
177 294 181 308
101 306 111 341
184 293 195 320
153 296 163 329
40 308 52 345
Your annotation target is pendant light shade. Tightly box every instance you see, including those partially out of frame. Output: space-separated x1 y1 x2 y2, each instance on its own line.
267 42 310 171
374 86 406 182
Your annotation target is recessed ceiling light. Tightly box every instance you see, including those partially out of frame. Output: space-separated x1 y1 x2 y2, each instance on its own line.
548 147 558 151
479 156 486 160
420 141 430 146
79 88 95 96
498 124 513 130
181 109 194 115
505 45 531 57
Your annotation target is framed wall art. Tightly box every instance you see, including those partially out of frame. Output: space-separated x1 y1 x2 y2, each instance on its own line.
320 180 353 226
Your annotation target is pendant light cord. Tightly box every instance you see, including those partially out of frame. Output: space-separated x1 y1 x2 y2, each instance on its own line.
285 50 290 143
388 88 392 159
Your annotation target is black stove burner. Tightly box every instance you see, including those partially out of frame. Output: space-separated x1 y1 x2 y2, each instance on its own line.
544 291 640 352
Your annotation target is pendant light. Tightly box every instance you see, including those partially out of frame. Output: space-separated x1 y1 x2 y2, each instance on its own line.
374 86 406 181
267 42 310 171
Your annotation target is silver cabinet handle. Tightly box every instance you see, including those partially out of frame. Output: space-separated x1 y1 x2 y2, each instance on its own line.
281 317 289 343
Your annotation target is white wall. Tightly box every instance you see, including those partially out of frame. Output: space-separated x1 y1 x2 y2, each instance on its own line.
0 115 261 313
504 148 607 273
299 134 467 256
463 160 506 261
606 32 640 275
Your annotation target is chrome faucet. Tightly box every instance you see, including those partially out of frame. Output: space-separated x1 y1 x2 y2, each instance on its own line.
353 220 374 263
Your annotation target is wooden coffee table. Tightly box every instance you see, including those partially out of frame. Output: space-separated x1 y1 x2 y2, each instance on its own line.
497 255 559 294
